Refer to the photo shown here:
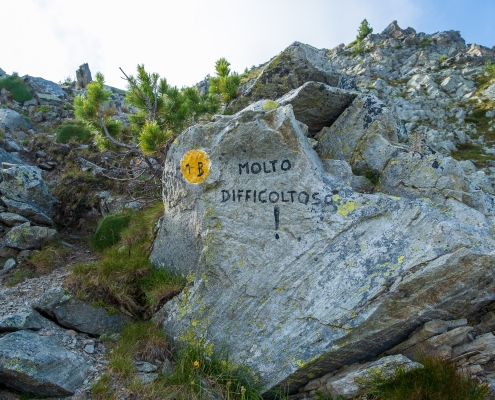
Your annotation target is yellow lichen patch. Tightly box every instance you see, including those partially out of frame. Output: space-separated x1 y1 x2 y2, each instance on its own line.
337 201 355 216
180 149 210 184
398 255 405 264
262 100 279 110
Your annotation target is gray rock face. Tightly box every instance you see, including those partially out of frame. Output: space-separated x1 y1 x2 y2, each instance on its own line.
242 42 355 103
0 165 58 217
76 63 92 88
4 223 57 250
0 212 29 226
0 311 44 332
276 81 357 135
0 330 89 396
151 104 495 393
0 68 6 77
34 288 133 336
0 148 23 165
316 94 402 172
0 107 31 131
22 75 65 98
1 197 54 226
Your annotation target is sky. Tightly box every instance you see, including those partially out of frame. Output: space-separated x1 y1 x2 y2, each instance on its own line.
1 0 494 90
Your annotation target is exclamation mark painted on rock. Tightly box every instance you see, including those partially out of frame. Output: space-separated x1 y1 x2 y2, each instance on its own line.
274 206 280 239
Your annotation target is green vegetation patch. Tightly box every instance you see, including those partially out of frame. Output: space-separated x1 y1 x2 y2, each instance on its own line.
92 321 263 400
67 202 184 319
56 120 92 144
91 213 133 251
450 142 493 167
0 73 32 102
365 355 489 399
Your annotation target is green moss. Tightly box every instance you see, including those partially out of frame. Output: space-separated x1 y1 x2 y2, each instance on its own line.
0 74 32 102
450 142 493 167
91 213 133 251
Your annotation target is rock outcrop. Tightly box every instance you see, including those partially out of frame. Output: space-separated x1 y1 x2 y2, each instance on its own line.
151 102 495 393
0 330 89 396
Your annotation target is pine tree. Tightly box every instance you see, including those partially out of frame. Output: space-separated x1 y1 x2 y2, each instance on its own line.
209 58 241 104
357 19 373 42
73 66 220 182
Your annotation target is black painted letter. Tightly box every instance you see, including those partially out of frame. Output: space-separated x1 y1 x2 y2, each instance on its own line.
251 162 261 174
239 162 249 175
281 160 292 171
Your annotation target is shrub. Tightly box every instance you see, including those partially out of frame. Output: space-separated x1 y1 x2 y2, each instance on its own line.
91 213 133 251
37 105 50 113
0 73 32 102
439 55 448 62
365 355 489 399
56 121 92 144
419 36 432 49
485 60 495 79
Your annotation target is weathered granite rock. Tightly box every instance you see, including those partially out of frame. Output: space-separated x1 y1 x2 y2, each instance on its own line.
23 76 64 98
316 94 404 171
0 211 29 226
0 107 31 131
34 288 133 336
0 148 23 165
241 42 356 103
0 165 58 217
1 197 54 226
4 223 57 250
76 63 92 88
325 355 422 399
276 81 357 134
0 311 44 332
151 104 495 393
0 330 89 396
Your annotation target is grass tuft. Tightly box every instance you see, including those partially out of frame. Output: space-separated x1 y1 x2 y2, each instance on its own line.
56 120 92 144
365 355 490 400
67 202 184 318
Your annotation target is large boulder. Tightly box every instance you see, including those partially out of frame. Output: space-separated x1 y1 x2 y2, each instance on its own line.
22 75 64 106
316 94 403 172
0 107 31 131
276 81 357 135
151 104 495 393
34 288 133 336
0 165 58 217
240 42 356 104
0 330 89 396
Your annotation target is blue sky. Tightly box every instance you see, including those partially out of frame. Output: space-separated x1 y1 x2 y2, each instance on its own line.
1 0 493 89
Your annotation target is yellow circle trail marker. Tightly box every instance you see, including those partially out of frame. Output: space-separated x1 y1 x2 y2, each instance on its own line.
181 150 211 184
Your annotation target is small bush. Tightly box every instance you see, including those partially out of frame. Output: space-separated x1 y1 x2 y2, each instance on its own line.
485 60 495 79
37 105 50 113
0 73 32 102
419 36 432 49
91 213 133 251
56 121 92 144
439 55 448 62
365 355 489 399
